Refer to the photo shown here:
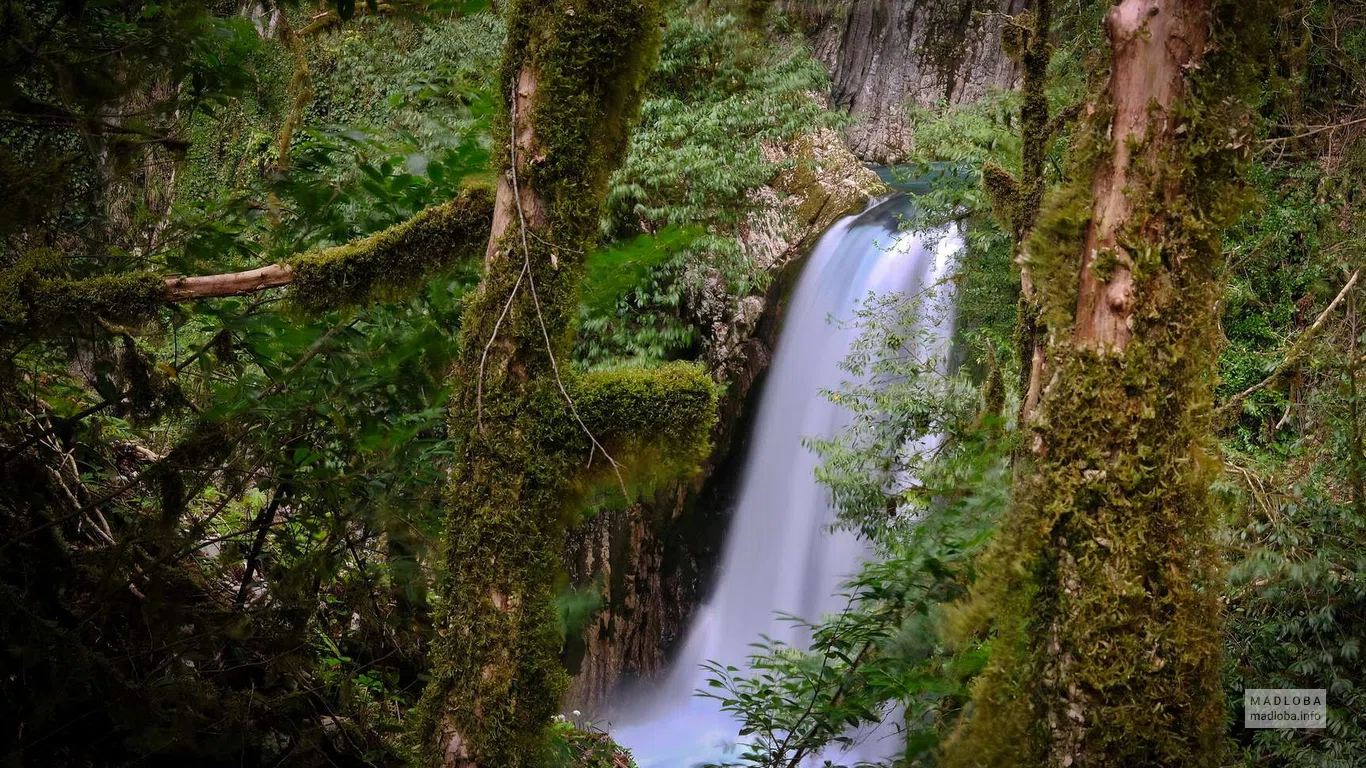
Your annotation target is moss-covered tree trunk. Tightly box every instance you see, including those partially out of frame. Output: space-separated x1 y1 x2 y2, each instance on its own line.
981 0 1053 426
946 0 1267 765
406 2 669 767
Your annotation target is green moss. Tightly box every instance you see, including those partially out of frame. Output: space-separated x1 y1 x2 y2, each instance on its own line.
1 248 62 326
980 343 1006 423
408 2 673 766
1089 246 1118 282
287 183 495 311
553 362 717 500
29 272 167 329
945 0 1274 764
1016 4 1051 240
496 0 662 254
8 184 495 337
981 161 1022 239
1021 153 1098 333
782 132 887 231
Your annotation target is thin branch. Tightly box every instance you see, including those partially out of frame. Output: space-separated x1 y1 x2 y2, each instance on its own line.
234 483 291 610
1 319 349 554
1260 114 1366 144
476 258 527 427
163 264 294 301
1219 269 1360 419
0 329 230 465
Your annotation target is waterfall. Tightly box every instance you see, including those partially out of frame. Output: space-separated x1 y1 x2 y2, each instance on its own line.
609 195 963 767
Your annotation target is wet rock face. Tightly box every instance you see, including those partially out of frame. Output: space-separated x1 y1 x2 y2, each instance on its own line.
562 127 885 711
703 128 886 384
786 0 1027 163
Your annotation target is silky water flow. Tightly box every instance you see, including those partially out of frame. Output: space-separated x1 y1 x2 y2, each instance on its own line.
610 195 962 767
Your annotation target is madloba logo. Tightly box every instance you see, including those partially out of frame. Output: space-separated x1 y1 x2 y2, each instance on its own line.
1244 688 1327 730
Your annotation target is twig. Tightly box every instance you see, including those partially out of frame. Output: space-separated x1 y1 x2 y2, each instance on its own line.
1 320 347 554
234 483 291 611
476 258 528 427
0 328 231 465
1219 269 1360 419
1260 115 1366 144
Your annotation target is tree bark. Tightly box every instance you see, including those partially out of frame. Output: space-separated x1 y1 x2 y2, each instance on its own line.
407 3 666 766
163 265 293 301
945 0 1268 765
1072 0 1209 351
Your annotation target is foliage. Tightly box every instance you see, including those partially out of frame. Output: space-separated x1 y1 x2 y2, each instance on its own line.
1224 473 1366 764
604 13 830 237
580 226 703 317
575 10 833 367
548 717 637 768
0 5 498 764
703 287 1011 766
1 0 261 241
808 287 986 539
1214 2 1366 761
301 10 502 151
1218 162 1342 455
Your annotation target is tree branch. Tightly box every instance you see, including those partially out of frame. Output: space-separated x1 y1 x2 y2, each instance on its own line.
24 184 494 328
235 483 290 610
163 264 294 301
1219 269 1360 420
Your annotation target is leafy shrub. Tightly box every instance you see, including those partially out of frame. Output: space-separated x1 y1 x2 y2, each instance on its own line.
704 287 1011 766
576 12 833 367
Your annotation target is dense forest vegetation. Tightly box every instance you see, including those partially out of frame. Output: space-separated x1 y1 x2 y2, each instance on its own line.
1 0 1363 766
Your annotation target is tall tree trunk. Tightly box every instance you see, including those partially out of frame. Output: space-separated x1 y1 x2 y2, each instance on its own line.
408 2 664 766
945 0 1268 765
980 0 1053 429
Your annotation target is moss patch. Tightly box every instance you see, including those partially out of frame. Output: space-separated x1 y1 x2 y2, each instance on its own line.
944 0 1274 764
288 183 495 311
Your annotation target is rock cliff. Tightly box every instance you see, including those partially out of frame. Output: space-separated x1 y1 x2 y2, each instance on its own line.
785 0 1025 162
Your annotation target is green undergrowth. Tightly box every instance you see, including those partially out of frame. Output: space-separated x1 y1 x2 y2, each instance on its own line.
574 9 836 368
548 718 636 768
181 8 502 206
1218 160 1347 455
1215 8 1366 755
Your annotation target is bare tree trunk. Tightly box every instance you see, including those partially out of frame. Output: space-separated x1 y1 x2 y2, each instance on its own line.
945 0 1269 765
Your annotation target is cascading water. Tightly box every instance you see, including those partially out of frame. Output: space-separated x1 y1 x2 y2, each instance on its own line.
609 194 962 767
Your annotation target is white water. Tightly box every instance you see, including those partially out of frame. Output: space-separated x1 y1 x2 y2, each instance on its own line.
609 196 962 767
